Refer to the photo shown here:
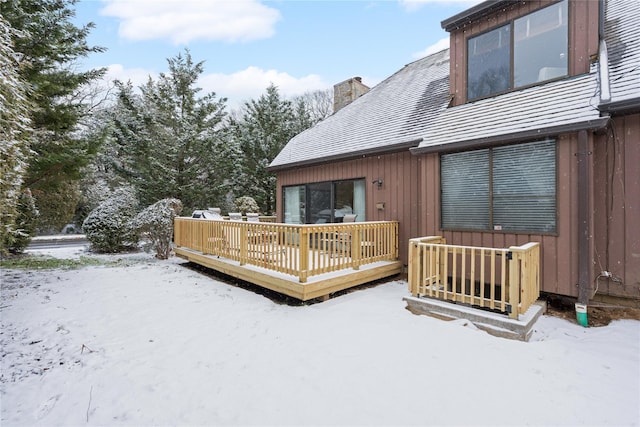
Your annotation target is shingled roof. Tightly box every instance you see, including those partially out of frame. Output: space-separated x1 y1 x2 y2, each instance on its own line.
411 73 608 154
270 0 637 169
269 49 450 171
599 0 640 114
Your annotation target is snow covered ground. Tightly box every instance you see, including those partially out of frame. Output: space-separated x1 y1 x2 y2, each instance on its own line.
1 246 639 426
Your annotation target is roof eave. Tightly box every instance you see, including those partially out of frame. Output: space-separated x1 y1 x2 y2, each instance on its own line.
441 0 512 32
598 98 640 116
410 117 610 155
268 138 423 172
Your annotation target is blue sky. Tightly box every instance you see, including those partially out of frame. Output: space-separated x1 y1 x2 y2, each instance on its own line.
74 0 480 108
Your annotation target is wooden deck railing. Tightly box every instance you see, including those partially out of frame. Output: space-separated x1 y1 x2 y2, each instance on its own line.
174 217 398 283
408 236 540 319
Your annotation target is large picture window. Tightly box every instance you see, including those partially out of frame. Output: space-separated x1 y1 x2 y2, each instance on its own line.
467 0 568 100
441 140 556 233
283 179 366 224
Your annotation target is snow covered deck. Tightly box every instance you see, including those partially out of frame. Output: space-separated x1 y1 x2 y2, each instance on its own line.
173 218 403 301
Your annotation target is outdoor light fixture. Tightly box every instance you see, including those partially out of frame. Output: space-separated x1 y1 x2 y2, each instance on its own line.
372 178 383 188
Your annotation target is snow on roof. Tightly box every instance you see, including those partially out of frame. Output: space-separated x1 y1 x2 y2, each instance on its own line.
412 73 606 154
269 49 450 170
601 0 640 110
270 0 637 169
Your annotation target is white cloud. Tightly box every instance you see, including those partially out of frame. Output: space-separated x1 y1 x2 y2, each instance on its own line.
412 37 449 59
100 0 281 44
199 66 330 107
104 63 157 86
98 64 332 109
399 0 483 12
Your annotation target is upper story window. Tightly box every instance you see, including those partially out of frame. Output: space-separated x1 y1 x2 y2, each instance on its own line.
467 0 568 101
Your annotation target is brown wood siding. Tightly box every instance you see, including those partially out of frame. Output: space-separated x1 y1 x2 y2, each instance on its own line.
275 151 421 263
448 0 599 107
417 133 593 298
593 114 640 299
274 118 639 300
570 0 599 76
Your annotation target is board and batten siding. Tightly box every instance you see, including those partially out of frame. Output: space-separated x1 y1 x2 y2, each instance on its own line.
593 114 640 299
274 120 639 301
418 133 589 298
448 0 599 107
275 151 421 263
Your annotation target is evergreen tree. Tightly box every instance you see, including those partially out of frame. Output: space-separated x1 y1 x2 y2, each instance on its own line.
0 15 32 253
7 189 39 254
230 84 311 214
0 0 106 233
105 50 228 213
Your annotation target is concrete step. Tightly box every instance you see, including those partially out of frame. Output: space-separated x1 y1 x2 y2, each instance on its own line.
403 296 546 341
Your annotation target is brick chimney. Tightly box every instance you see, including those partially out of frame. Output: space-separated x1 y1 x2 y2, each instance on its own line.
333 77 370 113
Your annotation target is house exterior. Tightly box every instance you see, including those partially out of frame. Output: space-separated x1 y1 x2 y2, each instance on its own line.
269 0 639 305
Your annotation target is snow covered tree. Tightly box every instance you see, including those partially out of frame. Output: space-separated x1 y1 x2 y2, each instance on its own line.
105 50 229 214
4 189 39 254
82 187 139 253
0 0 106 232
233 196 260 215
0 15 32 254
74 164 114 228
129 198 182 259
229 84 305 215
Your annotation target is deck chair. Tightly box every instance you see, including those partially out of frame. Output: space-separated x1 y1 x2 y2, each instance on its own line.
246 212 262 248
229 212 242 221
320 214 357 257
342 214 357 223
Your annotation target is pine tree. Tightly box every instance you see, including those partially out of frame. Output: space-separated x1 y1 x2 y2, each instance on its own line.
230 84 309 214
0 15 32 253
105 50 228 213
0 0 106 233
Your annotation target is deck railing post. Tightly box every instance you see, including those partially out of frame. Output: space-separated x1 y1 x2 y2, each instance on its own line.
408 239 420 296
507 249 520 319
200 220 207 255
239 223 248 265
509 242 540 316
173 218 181 248
352 225 361 270
299 226 309 283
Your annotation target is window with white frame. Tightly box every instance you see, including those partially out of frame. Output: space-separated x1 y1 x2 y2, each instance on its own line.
441 140 557 233
467 0 568 100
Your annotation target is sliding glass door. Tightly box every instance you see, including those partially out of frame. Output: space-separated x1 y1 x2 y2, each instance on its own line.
283 179 366 224
308 182 332 223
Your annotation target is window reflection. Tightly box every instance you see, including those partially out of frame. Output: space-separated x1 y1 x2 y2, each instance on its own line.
514 0 568 87
283 179 366 224
467 25 510 100
466 0 568 100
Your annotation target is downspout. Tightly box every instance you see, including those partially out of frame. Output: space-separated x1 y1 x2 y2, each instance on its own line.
598 0 611 104
576 130 592 312
576 0 609 326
